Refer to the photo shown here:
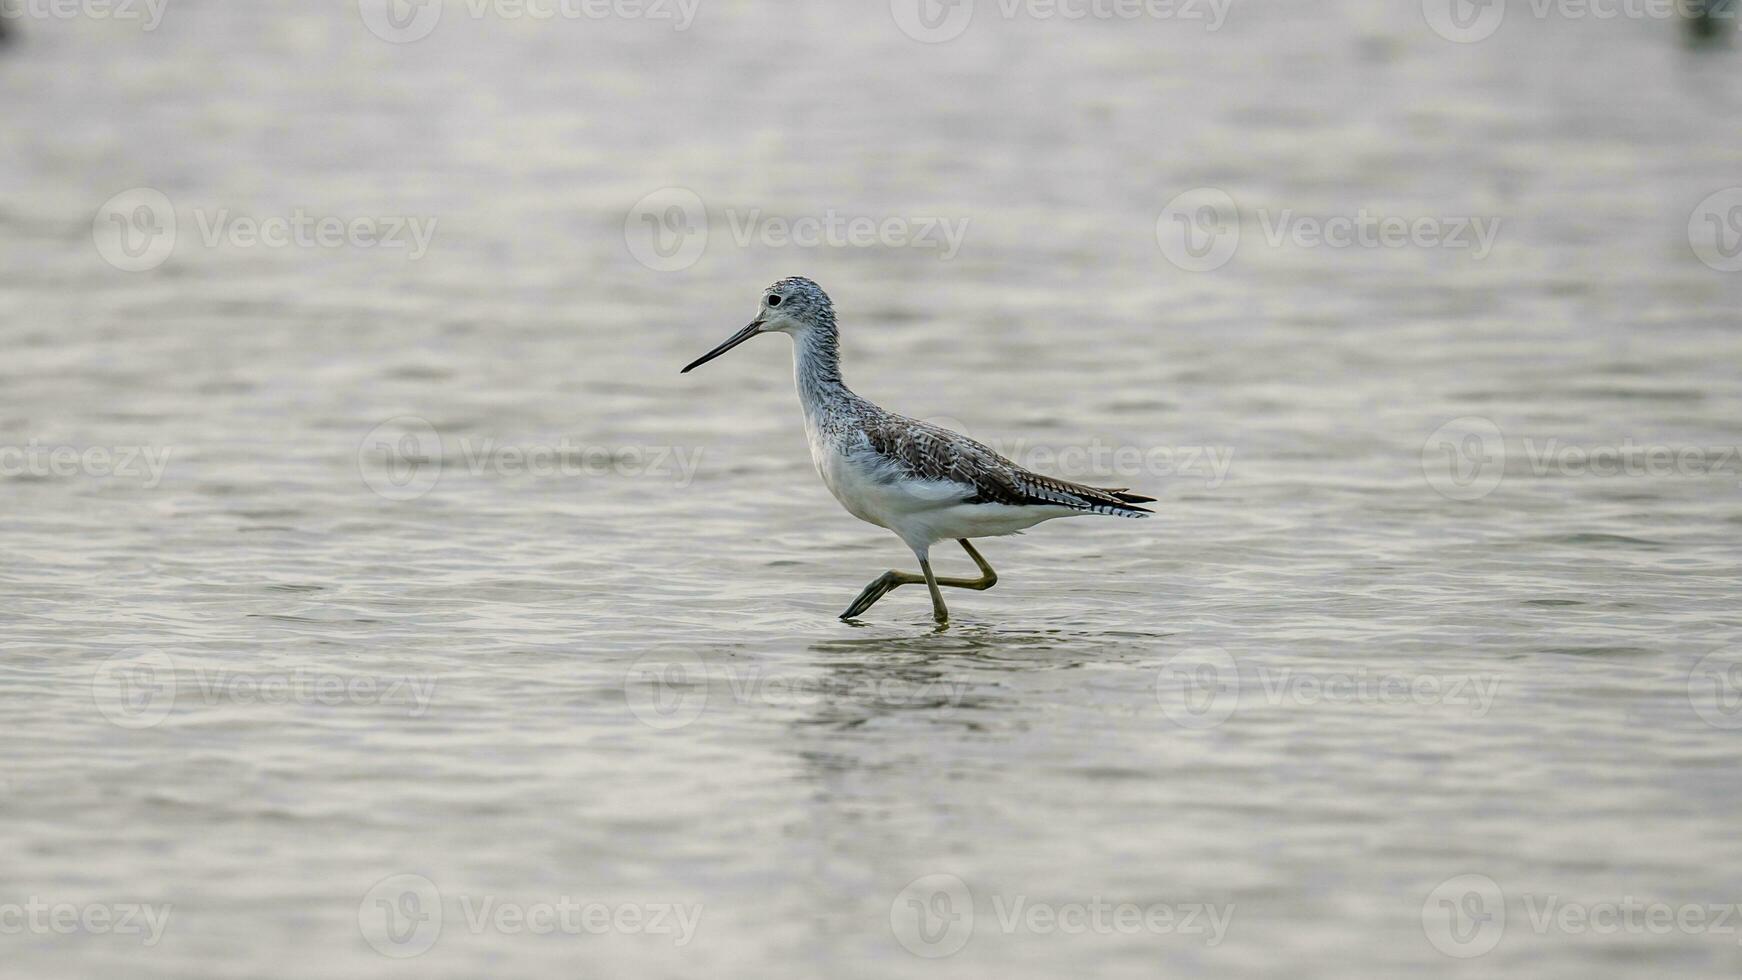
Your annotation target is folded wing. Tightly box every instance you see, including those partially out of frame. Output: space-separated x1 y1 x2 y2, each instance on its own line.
863 415 1153 518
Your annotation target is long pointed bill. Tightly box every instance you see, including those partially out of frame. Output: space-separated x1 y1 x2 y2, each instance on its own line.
681 320 763 373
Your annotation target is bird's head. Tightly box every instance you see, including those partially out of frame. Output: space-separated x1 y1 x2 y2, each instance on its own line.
681 277 835 373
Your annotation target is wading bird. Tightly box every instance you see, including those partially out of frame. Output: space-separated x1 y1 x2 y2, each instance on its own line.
681 277 1152 624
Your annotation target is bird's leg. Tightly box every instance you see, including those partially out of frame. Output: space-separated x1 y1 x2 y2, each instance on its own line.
837 541 998 620
918 559 949 624
942 539 998 590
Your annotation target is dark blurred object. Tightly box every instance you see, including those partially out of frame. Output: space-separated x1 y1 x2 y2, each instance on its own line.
0 16 12 45
1685 0 1734 43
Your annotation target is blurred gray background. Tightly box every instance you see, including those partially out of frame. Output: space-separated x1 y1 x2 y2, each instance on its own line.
3 0 1742 977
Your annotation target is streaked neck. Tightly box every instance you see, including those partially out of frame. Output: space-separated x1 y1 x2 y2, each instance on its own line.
792 325 850 414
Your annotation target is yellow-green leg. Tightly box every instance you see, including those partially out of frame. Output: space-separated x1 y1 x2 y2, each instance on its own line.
839 539 999 621
919 560 948 624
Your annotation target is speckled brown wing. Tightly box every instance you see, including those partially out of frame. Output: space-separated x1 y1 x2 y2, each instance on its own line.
862 415 1153 516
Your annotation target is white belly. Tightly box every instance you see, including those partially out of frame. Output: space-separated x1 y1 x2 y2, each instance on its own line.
807 429 1072 549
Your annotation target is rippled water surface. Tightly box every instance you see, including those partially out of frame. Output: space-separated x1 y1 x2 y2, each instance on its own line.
4 2 1742 977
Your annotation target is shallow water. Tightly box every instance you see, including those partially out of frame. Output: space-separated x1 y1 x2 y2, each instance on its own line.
3 1 1742 977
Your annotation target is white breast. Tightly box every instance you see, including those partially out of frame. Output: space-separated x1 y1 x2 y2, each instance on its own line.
807 421 895 530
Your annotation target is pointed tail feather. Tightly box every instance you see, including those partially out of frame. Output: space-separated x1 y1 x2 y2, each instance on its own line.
1099 487 1156 504
999 464 1156 517
1022 477 1154 517
1083 489 1153 518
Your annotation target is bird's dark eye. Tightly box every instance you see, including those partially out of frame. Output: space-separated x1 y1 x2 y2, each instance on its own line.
767 294 782 307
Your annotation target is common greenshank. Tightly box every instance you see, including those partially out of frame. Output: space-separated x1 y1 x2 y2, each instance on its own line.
682 277 1152 624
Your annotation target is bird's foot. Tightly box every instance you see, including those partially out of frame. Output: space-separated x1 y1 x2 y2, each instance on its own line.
839 571 909 620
